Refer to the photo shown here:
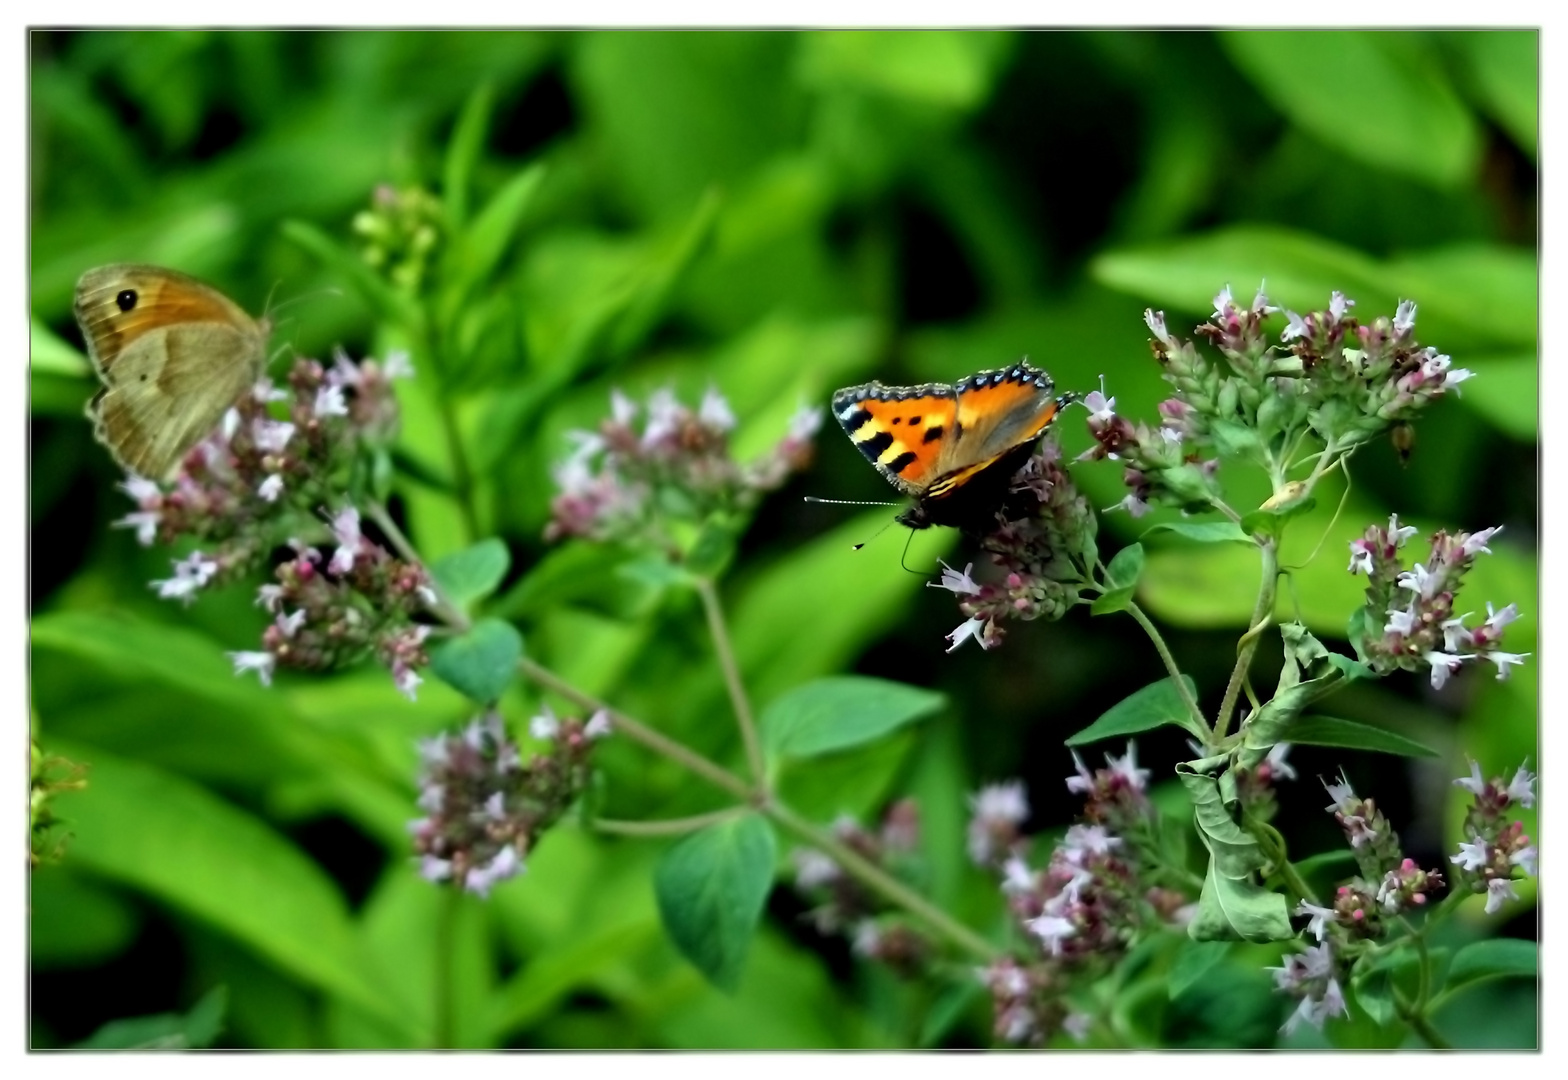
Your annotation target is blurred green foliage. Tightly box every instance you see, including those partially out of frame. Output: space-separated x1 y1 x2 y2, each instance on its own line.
29 29 1536 1049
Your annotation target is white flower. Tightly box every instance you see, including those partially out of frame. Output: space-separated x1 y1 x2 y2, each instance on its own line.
276 609 308 638
1462 525 1502 556
610 387 638 426
1483 601 1520 635
1483 651 1529 680
1423 650 1469 690
1385 606 1420 637
1083 389 1116 423
420 855 453 882
1396 562 1440 601
381 351 414 380
1104 741 1150 791
1506 762 1536 808
1511 846 1537 877
1106 492 1150 518
1065 750 1095 794
328 507 362 574
584 710 612 739
1282 310 1310 341
1347 540 1376 575
483 791 507 822
1321 772 1358 814
793 849 840 889
1441 367 1475 392
252 418 296 454
1212 284 1235 318
1063 1011 1093 1043
1485 877 1518 915
1328 291 1355 322
945 616 989 653
392 663 422 702
642 388 682 446
927 560 980 596
1393 299 1417 335
1451 837 1488 873
1266 742 1297 781
119 474 162 502
257 474 285 502
114 510 162 546
1438 614 1473 651
152 551 219 603
1295 900 1336 941
1061 823 1120 860
465 846 523 898
314 383 349 418
1386 513 1418 546
1144 308 1175 347
1251 282 1278 315
970 781 1030 827
1000 856 1036 895
698 385 735 432
227 650 276 687
787 404 824 442
1026 913 1076 955
529 711 561 741
1453 759 1487 797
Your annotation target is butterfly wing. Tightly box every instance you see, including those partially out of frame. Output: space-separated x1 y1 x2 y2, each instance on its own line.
832 381 960 496
75 265 267 479
923 363 1061 499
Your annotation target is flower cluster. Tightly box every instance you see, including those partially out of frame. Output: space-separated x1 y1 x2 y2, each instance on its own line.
790 801 930 974
353 183 444 294
1348 515 1528 689
1449 759 1537 915
227 507 436 699
929 440 1097 653
408 707 610 898
1094 285 1474 519
545 386 823 553
971 746 1183 1046
30 737 88 867
1268 942 1347 1036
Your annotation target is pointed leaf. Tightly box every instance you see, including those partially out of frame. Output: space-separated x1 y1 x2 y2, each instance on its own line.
1067 675 1203 744
761 676 945 760
1285 715 1438 758
653 815 777 992
1169 939 1231 999
429 618 523 704
1142 521 1253 545
1444 938 1537 994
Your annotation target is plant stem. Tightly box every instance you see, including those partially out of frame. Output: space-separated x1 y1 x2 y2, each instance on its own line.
432 883 459 1048
518 657 999 963
1395 989 1452 1049
364 500 471 631
1125 601 1207 736
695 576 766 788
1245 815 1315 906
519 657 753 802
592 808 747 836
1215 540 1278 739
765 802 1000 963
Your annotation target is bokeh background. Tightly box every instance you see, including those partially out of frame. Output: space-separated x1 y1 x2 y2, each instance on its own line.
30 30 1537 1049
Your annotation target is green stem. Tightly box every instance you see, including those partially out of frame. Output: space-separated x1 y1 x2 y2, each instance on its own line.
1245 815 1315 906
765 801 999 963
1125 601 1207 736
519 657 753 802
1395 988 1452 1049
364 500 471 632
432 883 459 1048
695 576 766 788
592 808 747 836
1215 540 1278 740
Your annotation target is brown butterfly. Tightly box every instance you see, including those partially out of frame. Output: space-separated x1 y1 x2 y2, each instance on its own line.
74 264 270 479
832 361 1075 531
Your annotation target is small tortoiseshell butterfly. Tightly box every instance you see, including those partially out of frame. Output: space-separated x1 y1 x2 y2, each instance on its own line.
832 361 1075 531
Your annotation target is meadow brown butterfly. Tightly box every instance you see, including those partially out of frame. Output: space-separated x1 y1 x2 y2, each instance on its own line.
74 264 270 479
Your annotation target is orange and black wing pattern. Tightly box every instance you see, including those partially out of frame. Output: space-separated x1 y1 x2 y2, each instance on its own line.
831 381 961 496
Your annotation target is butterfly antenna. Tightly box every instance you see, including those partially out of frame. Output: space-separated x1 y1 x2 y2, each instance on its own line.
802 496 900 508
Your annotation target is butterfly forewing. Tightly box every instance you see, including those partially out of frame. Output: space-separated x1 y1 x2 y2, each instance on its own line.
832 382 960 496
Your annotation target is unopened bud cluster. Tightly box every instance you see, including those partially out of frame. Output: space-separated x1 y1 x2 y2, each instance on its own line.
409 707 610 899
546 386 823 552
1348 515 1528 689
789 800 932 977
353 183 444 294
930 440 1097 653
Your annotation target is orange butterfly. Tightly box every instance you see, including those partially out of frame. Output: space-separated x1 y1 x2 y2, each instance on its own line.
832 361 1074 531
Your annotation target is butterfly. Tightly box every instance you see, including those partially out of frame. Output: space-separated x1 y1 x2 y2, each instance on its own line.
74 264 271 480
832 361 1075 531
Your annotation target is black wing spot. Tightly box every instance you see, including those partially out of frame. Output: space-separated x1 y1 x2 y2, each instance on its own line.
116 289 139 312
890 416 902 425
858 430 895 461
886 451 918 475
907 415 922 426
842 408 873 434
922 424 944 444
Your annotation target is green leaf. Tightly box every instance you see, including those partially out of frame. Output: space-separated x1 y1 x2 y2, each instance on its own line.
1177 766 1268 879
1169 939 1231 999
1286 715 1438 758
653 815 777 993
442 81 494 231
1444 938 1538 994
282 218 414 331
918 979 984 1048
1351 963 1397 1027
74 986 228 1049
1220 31 1481 189
429 618 523 703
31 316 90 376
48 742 400 1027
1142 521 1253 545
1089 586 1134 616
684 514 741 579
1458 31 1537 157
761 676 945 760
1105 542 1145 588
1066 675 1204 744
1454 354 1537 442
430 538 511 610
453 162 547 300
1189 866 1293 944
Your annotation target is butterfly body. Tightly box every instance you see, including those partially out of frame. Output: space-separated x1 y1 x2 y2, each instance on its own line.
832 361 1073 532
74 264 269 480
